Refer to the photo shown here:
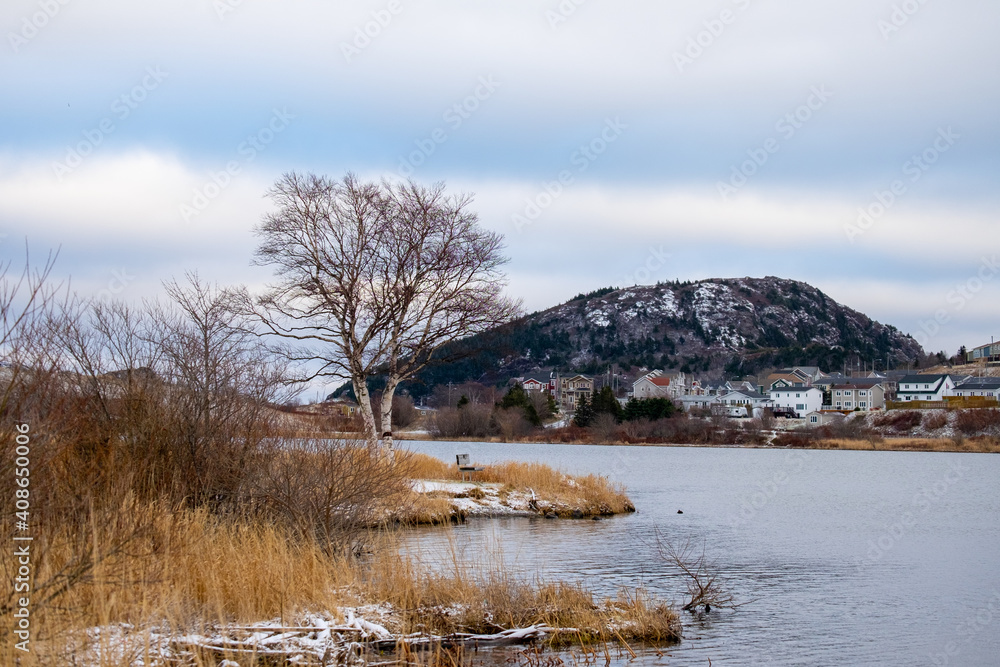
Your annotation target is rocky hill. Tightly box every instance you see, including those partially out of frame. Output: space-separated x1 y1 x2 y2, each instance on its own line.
406 277 925 395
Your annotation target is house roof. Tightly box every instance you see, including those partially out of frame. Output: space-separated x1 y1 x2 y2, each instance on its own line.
899 374 949 385
726 380 756 389
806 410 846 418
769 386 821 394
956 378 1000 390
766 372 805 385
830 384 881 390
723 389 770 400
815 377 885 388
648 378 672 387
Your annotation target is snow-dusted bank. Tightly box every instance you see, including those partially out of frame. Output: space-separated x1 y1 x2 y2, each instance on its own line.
396 455 635 523
17 454 647 664
72 612 593 665
410 479 628 519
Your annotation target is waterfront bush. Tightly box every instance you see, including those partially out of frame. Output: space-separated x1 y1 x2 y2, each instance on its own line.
955 408 1000 435
874 410 923 432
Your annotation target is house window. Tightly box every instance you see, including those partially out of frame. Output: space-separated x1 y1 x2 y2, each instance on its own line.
796 403 805 411
924 385 929 390
860 402 867 408
835 402 842 408
810 416 818 423
796 393 801 398
835 391 842 396
859 390 867 396
845 402 853 408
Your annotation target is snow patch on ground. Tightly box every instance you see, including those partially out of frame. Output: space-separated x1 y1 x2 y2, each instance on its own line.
411 480 537 516
586 309 612 328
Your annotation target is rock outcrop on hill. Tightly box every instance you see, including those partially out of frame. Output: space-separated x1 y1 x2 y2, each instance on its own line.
409 277 924 392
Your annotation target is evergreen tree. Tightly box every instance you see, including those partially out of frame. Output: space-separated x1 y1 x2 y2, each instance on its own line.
622 397 676 422
457 394 469 409
591 385 623 422
572 393 594 427
498 384 541 426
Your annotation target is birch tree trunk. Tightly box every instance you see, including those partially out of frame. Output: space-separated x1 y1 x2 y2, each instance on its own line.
378 378 399 455
352 377 379 449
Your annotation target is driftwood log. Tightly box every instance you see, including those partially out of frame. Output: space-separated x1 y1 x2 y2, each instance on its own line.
170 621 577 666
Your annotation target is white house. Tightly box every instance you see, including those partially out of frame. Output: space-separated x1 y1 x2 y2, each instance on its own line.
897 375 956 402
769 386 823 417
633 375 672 399
718 390 773 410
633 370 687 399
677 395 716 412
953 378 1000 398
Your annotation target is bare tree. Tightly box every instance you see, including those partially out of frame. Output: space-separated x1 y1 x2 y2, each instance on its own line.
244 172 520 451
151 273 297 503
655 533 737 612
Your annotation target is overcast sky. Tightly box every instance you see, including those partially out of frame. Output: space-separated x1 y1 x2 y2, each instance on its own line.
2 0 998 368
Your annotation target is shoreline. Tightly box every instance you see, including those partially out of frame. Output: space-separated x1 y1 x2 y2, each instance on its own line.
393 433 1000 454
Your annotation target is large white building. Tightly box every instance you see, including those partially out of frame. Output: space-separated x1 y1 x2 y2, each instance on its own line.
897 375 956 402
769 386 823 416
632 370 686 399
953 377 1000 398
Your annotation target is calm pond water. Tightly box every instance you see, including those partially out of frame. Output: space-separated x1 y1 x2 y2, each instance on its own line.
398 441 1000 666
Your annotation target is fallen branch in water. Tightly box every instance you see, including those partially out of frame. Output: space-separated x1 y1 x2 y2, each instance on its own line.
654 532 739 613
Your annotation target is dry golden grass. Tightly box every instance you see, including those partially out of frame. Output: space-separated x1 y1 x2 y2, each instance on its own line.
12 507 676 666
387 492 462 525
396 452 635 517
815 437 1000 453
478 461 634 515
399 449 460 480
348 536 677 643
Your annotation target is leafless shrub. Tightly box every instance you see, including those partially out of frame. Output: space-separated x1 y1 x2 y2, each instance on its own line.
589 413 619 443
740 418 763 443
527 390 555 421
654 534 737 612
493 407 532 442
252 438 412 555
955 409 1000 435
874 410 923 433
432 404 492 438
392 394 418 429
621 417 653 440
925 411 948 431
773 430 817 447
823 415 867 439
758 409 776 431
430 381 498 408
